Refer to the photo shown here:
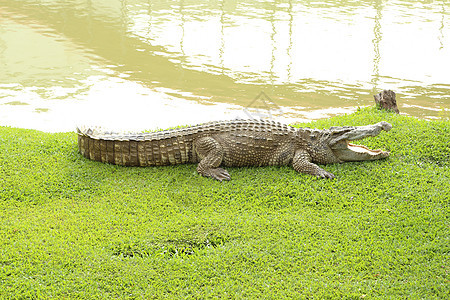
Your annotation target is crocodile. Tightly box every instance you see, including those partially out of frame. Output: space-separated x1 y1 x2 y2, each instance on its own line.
77 119 392 180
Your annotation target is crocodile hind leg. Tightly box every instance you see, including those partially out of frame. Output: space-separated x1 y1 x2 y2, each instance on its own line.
293 150 335 179
194 137 231 181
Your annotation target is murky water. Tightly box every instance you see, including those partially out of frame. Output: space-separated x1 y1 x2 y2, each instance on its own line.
1 0 449 132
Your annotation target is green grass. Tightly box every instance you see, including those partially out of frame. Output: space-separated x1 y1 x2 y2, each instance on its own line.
0 107 448 299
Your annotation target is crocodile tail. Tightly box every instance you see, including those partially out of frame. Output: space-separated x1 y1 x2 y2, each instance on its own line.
77 126 110 164
76 127 191 167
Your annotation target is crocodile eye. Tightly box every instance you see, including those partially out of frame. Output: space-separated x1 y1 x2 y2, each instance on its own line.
310 135 316 140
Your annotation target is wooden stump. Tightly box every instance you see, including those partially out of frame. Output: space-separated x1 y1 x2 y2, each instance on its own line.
374 90 399 113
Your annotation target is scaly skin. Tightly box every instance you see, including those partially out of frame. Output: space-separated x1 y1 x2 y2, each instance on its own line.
77 119 392 180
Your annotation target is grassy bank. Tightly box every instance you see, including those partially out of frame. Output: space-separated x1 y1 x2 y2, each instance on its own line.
0 108 448 299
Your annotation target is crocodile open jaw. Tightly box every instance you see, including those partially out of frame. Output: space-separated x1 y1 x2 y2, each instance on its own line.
329 122 392 162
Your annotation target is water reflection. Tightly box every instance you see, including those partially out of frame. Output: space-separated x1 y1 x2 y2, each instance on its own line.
371 0 382 93
0 0 449 132
440 5 445 49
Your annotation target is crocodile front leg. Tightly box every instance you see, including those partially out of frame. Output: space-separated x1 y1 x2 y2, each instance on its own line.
194 137 231 181
292 150 335 179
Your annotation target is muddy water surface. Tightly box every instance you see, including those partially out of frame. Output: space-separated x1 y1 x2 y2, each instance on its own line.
0 0 449 131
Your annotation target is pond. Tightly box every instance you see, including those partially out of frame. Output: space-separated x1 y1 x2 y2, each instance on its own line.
1 0 449 132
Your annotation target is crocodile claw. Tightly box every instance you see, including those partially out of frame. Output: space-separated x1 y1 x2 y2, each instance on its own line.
206 168 231 181
317 170 335 180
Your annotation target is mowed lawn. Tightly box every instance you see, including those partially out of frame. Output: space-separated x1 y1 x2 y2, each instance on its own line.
0 108 448 299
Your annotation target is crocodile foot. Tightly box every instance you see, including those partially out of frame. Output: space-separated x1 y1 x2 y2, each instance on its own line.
316 169 335 179
203 168 231 181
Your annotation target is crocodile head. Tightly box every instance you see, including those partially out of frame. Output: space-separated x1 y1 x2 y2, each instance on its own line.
306 121 392 164
326 121 392 162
